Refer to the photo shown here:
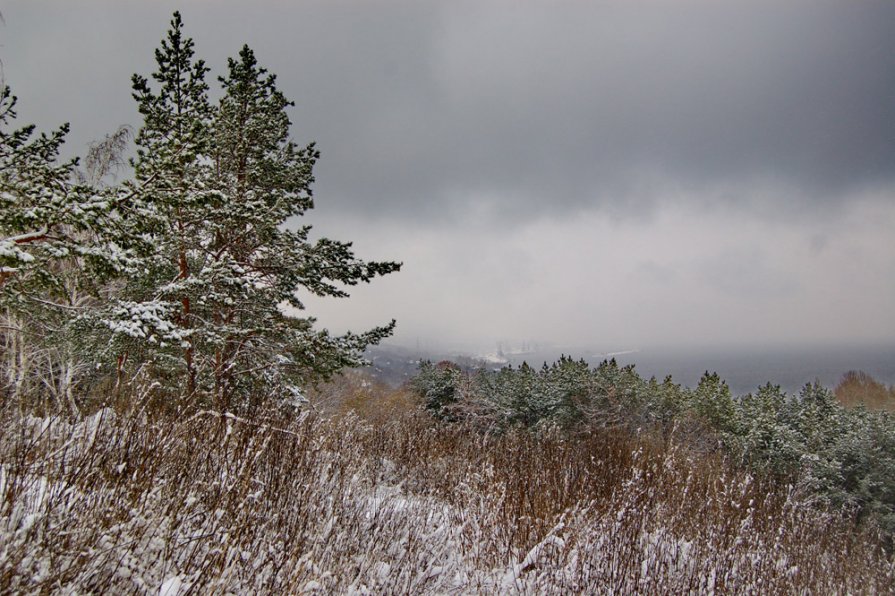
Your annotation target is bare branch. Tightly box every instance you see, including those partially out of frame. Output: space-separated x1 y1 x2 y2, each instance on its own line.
85 125 132 185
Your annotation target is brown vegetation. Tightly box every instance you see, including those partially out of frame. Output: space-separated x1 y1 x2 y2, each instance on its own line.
835 370 895 411
0 390 891 593
306 370 421 423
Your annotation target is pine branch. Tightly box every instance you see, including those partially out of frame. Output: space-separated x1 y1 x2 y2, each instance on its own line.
4 225 50 245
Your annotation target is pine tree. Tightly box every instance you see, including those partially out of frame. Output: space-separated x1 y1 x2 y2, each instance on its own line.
0 85 122 310
98 11 216 394
735 383 801 473
690 371 740 438
98 14 400 409
200 44 400 409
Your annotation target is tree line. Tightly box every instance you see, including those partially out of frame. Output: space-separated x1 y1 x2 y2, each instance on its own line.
413 357 895 542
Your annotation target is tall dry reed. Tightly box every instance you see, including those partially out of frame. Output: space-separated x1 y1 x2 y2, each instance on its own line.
0 400 890 593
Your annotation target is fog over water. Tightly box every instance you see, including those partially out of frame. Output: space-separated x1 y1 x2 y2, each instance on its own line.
371 340 895 396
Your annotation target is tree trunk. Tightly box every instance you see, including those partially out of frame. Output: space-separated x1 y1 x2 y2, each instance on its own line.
178 233 195 396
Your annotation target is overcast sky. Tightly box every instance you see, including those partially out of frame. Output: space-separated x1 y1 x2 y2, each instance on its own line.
3 1 894 352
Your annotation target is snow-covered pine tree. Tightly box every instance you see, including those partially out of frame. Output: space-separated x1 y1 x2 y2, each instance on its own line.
0 85 125 310
199 46 399 406
0 83 125 405
99 11 215 395
202 44 400 410
101 14 400 409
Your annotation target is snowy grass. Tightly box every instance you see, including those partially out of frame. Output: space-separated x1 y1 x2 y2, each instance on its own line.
0 401 891 593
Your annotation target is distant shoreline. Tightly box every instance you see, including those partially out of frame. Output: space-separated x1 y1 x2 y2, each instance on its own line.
369 343 895 396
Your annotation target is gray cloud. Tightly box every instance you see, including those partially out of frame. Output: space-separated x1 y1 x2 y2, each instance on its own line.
4 1 894 223
314 0 895 220
2 1 893 349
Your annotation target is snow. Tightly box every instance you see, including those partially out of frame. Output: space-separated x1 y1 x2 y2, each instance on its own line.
158 576 186 596
481 352 509 365
0 241 36 263
102 300 190 342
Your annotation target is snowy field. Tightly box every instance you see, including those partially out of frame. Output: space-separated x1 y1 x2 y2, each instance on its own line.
0 406 891 593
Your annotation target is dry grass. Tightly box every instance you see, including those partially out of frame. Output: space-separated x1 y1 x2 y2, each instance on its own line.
835 370 895 411
0 396 891 594
307 370 421 424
